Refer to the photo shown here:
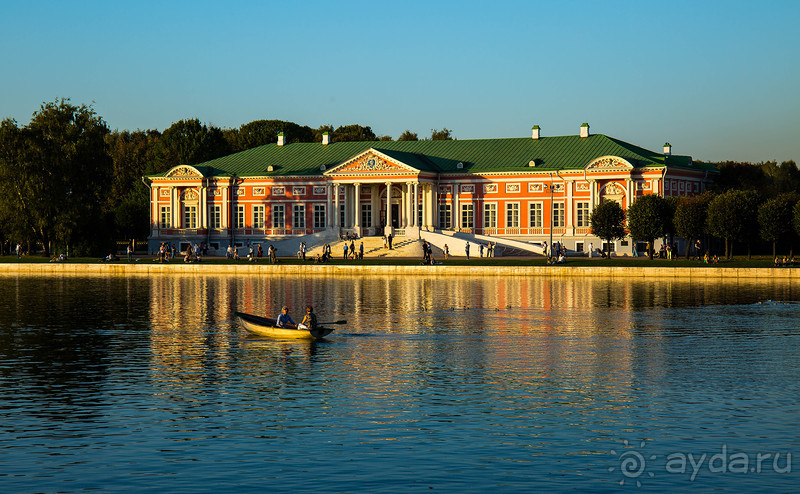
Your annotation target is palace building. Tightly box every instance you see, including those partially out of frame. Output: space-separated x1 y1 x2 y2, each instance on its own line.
145 124 716 256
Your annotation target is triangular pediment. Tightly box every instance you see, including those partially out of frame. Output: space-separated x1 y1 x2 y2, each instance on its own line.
586 156 634 171
165 165 204 178
324 149 420 176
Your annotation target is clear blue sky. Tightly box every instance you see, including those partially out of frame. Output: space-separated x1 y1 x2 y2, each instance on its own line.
2 0 798 163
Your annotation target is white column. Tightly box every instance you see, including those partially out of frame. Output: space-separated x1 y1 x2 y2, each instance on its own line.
326 184 333 227
171 188 178 227
221 186 228 228
453 185 459 230
432 184 439 229
565 180 573 228
354 183 361 228
200 184 207 228
385 182 393 229
626 178 634 207
334 184 340 227
413 182 419 227
590 180 597 207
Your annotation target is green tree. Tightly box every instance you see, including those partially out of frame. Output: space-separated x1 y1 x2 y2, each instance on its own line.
674 193 712 258
397 130 419 141
0 99 112 256
626 194 668 259
329 124 377 142
154 118 231 169
430 128 454 140
706 189 760 259
758 194 796 258
590 200 626 259
232 119 315 151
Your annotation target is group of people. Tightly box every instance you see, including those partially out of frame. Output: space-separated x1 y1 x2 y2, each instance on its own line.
343 240 364 260
463 241 495 260
156 242 177 262
774 256 797 267
275 305 318 331
421 240 437 265
382 234 393 250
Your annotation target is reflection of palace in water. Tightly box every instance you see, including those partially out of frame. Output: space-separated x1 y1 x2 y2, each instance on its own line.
144 274 799 406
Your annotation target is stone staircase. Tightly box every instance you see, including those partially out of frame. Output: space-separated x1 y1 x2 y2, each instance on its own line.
305 236 435 259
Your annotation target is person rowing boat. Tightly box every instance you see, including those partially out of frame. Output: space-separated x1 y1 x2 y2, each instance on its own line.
275 306 297 329
298 305 317 331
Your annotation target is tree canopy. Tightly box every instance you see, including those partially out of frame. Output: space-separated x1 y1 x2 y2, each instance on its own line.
627 194 669 259
0 99 112 256
590 200 626 258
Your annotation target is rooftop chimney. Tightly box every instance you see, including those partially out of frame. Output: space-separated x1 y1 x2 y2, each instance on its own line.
277 132 285 146
532 125 541 140
322 132 330 145
580 123 590 138
663 142 672 155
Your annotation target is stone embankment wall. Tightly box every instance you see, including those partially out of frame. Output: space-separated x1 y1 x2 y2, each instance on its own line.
2 263 800 279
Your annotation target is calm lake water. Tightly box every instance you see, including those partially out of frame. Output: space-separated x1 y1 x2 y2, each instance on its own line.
0 273 798 493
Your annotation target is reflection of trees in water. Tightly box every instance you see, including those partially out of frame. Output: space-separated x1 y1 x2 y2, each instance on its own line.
0 275 152 421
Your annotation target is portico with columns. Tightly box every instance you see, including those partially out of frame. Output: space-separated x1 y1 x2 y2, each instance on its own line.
323 149 439 238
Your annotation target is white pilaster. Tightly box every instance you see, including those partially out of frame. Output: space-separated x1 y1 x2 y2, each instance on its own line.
354 183 361 228
334 184 340 227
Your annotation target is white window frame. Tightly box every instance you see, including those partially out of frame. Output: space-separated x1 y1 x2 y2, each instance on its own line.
235 205 245 229
553 202 565 228
160 206 171 229
506 202 520 228
273 204 285 228
183 205 197 229
575 201 590 228
293 204 305 229
529 202 543 228
439 204 452 229
210 204 221 229
483 203 497 228
461 203 474 229
314 204 326 228
253 205 265 229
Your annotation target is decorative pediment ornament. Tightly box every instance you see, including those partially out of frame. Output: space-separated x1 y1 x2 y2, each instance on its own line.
181 189 199 201
602 182 624 195
327 149 418 175
586 156 633 170
166 165 203 177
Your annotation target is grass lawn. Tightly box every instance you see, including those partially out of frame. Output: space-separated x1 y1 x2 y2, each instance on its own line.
0 254 783 268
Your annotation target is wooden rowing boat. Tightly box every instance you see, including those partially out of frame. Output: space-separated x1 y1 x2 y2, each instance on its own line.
234 311 335 340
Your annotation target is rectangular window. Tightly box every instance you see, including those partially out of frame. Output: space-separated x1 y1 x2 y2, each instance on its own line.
340 204 345 227
529 203 542 228
361 204 372 228
461 203 474 229
439 204 452 229
576 201 590 227
314 204 326 228
273 205 285 228
293 204 305 228
553 202 565 228
506 203 520 228
160 206 171 229
483 203 497 228
253 205 265 229
209 205 221 229
183 205 197 229
235 205 245 228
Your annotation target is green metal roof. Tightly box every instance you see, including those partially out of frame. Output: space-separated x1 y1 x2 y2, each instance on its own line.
150 134 714 178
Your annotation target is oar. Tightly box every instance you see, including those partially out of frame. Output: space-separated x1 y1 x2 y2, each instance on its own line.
319 320 348 325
